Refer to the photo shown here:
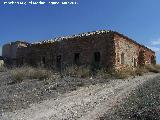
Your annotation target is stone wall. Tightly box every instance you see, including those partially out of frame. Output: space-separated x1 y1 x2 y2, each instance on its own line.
114 33 155 69
16 30 156 70
2 41 28 66
142 47 155 65
17 32 115 70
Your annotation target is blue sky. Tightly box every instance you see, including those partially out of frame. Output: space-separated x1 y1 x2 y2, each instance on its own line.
0 0 160 63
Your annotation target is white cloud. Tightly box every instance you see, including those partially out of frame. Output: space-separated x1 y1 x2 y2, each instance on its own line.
151 38 160 45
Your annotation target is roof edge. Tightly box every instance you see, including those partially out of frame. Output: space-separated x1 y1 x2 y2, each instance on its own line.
112 31 155 53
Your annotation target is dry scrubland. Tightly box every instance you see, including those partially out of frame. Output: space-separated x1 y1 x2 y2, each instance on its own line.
0 65 160 120
1 65 160 83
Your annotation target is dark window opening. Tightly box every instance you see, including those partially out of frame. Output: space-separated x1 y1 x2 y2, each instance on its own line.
56 55 62 68
51 55 54 65
21 57 24 65
74 53 80 65
42 57 46 64
121 52 125 64
133 58 137 67
94 52 100 63
29 59 32 65
57 55 61 63
117 53 120 63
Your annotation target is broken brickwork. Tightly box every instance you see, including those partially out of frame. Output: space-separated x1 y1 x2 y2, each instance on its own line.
2 41 29 66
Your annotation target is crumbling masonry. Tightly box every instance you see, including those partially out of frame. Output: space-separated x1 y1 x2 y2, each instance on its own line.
3 30 156 70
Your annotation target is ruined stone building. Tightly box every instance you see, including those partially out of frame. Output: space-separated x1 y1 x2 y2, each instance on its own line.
2 41 29 66
3 30 156 70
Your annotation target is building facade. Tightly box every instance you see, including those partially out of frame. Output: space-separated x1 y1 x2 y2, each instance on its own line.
2 41 29 66
8 30 156 70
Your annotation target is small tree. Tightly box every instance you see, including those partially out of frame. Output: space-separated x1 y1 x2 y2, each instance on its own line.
151 56 156 65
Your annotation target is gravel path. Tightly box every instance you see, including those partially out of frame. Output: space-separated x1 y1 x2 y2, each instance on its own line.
1 73 159 120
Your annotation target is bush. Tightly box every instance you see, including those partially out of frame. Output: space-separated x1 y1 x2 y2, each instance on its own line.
96 67 136 79
10 69 23 83
10 64 159 83
96 68 112 79
145 65 160 73
27 68 52 80
151 56 156 65
63 65 91 78
10 66 53 83
0 66 8 72
154 64 160 70
114 67 135 79
135 67 148 76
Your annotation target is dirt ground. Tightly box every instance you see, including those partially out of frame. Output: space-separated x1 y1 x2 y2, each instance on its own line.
0 71 160 120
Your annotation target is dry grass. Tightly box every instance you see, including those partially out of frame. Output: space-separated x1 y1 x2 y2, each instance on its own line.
7 64 160 84
10 66 53 83
63 65 91 78
100 64 160 79
114 67 135 79
154 64 160 69
96 68 112 79
96 67 135 79
135 67 148 76
115 65 160 79
0 66 8 72
145 65 160 73
71 64 160 80
134 64 160 76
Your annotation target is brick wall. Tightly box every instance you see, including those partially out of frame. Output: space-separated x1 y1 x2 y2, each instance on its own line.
114 33 155 69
